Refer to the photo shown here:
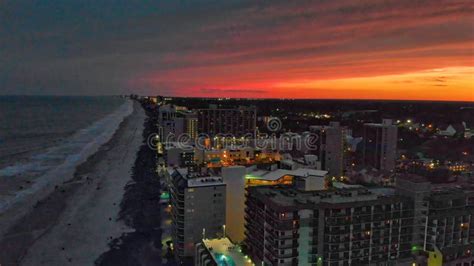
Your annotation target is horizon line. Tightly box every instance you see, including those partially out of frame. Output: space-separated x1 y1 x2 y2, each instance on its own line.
1 94 473 103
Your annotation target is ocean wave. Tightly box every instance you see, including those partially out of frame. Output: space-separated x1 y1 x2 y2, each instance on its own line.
0 100 134 213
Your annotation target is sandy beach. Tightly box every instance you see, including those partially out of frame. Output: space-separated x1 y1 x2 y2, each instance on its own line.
0 102 145 266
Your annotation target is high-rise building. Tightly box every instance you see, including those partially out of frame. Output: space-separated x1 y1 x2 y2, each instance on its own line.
158 106 198 142
185 112 198 140
158 104 177 141
222 166 247 244
175 112 198 139
245 185 414 265
223 167 327 244
169 168 226 261
396 175 474 265
362 119 398 171
309 122 344 177
423 188 474 265
197 105 256 137
395 174 431 249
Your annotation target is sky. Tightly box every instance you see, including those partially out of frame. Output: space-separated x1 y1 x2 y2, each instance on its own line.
1 0 473 101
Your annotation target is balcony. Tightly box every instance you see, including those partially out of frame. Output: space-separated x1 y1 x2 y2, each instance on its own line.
265 245 299 259
265 229 300 240
267 220 299 231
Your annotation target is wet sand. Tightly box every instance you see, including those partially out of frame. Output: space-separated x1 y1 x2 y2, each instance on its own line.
95 105 162 266
0 102 145 266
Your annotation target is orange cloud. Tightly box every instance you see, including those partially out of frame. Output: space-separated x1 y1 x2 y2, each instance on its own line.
4 0 472 99
133 0 473 101
272 67 474 101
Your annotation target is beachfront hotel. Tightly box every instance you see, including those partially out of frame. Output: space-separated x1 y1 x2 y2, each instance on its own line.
157 104 199 142
221 165 328 244
169 168 226 260
158 104 177 141
244 185 415 265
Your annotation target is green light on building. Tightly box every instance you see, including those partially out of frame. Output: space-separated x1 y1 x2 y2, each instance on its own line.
245 175 258 179
411 245 422 252
316 256 323 266
160 192 170 200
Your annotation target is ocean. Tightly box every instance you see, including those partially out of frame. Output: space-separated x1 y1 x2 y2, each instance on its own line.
0 96 133 212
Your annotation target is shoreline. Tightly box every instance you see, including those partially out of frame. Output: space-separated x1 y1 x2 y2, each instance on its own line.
0 96 130 176
0 101 144 266
95 104 162 266
0 99 133 220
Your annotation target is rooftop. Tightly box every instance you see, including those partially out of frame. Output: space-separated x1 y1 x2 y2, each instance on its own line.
363 122 396 127
201 237 253 266
188 176 225 188
249 185 402 210
170 167 225 188
396 174 474 192
396 173 431 183
245 168 327 181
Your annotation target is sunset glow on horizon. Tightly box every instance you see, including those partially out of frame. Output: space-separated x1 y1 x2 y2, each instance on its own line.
141 72 474 102
1 0 473 100
272 67 474 101
138 66 474 101
128 1 474 102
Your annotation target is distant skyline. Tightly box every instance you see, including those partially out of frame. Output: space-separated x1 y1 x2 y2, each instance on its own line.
1 0 473 101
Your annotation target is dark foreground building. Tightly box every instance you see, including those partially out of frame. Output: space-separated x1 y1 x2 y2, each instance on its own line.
169 168 226 261
245 186 414 265
396 175 474 265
